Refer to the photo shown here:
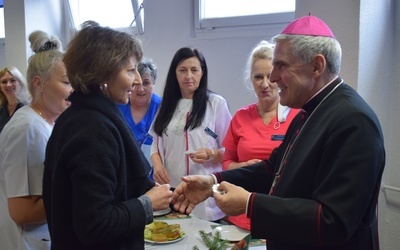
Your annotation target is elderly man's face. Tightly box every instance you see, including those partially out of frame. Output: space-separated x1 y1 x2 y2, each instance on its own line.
270 40 316 109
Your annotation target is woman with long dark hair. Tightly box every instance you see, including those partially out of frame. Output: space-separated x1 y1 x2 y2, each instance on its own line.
150 47 231 221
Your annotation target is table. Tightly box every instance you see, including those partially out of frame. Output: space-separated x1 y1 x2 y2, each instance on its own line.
145 215 266 250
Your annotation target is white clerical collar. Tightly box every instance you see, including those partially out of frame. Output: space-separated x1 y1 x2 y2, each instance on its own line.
304 75 339 105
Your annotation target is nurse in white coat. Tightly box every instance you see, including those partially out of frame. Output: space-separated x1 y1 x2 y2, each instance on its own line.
150 47 231 221
0 31 71 250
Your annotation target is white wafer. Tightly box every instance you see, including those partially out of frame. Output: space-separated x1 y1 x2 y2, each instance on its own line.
212 184 225 195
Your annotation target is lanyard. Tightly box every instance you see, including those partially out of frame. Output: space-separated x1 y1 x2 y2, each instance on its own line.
185 112 190 175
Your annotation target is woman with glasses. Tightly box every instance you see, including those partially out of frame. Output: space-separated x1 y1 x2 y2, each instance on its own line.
118 58 161 164
0 66 30 133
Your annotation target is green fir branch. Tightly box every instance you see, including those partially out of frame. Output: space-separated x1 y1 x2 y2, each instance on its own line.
193 229 229 250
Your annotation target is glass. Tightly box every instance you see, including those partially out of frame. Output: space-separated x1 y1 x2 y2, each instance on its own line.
202 0 295 19
0 8 4 38
68 0 143 29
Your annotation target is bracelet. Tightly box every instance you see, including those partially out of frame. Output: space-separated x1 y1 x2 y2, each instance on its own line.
207 148 215 161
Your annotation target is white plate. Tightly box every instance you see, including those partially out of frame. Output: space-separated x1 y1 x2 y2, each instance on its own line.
153 207 171 217
145 234 185 244
212 225 250 242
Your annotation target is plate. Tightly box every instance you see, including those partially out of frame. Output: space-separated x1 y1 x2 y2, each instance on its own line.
185 149 196 154
212 225 250 242
153 207 171 217
145 234 185 244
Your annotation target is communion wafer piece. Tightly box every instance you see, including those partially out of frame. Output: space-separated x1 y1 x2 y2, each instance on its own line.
212 184 225 195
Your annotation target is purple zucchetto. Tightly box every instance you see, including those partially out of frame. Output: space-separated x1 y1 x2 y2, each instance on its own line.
281 15 335 38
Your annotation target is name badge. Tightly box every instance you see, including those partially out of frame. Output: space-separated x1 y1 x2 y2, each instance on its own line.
271 134 285 141
205 127 218 139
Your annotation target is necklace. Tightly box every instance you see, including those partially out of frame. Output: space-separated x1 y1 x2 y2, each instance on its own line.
257 104 280 129
273 121 281 130
7 103 18 115
30 104 52 125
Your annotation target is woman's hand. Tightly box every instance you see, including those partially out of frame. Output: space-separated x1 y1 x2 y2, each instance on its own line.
151 152 170 184
227 158 263 170
245 158 262 165
187 148 213 164
153 164 170 184
8 195 47 225
145 183 172 211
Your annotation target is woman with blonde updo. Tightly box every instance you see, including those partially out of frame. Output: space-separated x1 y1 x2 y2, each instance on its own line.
0 30 71 250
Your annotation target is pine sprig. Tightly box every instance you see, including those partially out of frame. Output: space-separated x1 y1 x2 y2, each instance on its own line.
199 230 213 247
193 230 229 250
211 231 224 247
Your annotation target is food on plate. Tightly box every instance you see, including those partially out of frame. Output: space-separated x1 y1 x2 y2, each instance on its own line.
144 221 185 242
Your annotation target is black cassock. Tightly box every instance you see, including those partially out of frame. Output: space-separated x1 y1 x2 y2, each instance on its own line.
216 77 385 250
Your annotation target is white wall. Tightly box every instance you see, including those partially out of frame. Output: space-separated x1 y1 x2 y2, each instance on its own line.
3 0 66 76
140 0 284 114
1 0 399 249
365 0 400 249
3 0 26 73
141 0 363 115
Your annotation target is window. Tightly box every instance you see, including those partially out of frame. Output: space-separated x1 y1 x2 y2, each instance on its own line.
195 0 295 29
0 0 4 38
67 0 144 33
0 7 4 38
